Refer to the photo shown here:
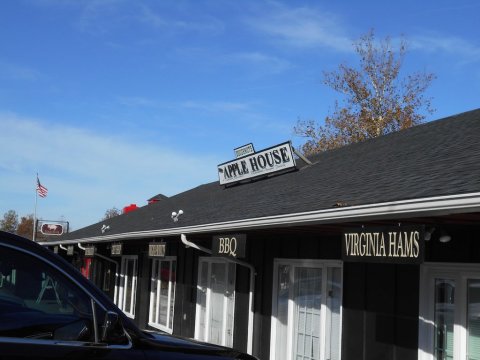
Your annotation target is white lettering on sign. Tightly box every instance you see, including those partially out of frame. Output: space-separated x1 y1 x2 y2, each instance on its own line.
85 247 96 257
149 244 166 257
342 227 424 264
234 143 255 158
218 237 238 257
111 244 122 256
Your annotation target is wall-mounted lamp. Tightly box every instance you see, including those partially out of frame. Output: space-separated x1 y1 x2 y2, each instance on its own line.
425 227 436 241
439 230 452 243
171 210 184 222
101 224 110 234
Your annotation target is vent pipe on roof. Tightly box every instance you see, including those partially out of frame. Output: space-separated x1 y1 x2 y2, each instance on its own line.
123 204 138 214
293 147 312 165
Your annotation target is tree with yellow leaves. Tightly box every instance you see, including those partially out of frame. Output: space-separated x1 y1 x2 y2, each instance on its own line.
295 31 436 155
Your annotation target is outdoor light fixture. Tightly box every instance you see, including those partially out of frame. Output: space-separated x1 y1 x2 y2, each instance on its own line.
171 210 184 222
439 230 452 243
424 227 436 241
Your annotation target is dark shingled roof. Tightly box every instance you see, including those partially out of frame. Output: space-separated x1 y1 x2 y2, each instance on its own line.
59 109 480 241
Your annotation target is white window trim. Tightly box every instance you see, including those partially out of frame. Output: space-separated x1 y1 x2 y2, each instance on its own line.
117 255 138 319
270 259 343 360
194 257 236 347
419 262 480 360
148 256 177 334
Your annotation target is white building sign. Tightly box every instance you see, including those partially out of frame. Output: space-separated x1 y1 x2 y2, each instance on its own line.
218 141 296 185
40 223 64 236
234 143 255 158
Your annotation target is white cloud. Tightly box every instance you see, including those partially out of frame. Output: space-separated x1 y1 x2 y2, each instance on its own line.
74 0 223 37
0 60 43 81
137 4 223 34
227 52 293 74
181 100 252 113
117 96 158 108
76 0 125 35
0 112 221 229
410 34 480 64
246 2 352 52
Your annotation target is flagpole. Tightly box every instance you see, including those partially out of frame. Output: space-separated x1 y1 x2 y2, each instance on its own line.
33 173 38 241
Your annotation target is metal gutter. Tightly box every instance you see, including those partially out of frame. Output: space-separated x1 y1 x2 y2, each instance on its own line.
40 192 480 245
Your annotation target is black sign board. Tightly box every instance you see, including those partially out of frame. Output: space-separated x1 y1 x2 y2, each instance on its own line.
85 247 96 258
212 234 246 259
149 243 166 258
67 245 74 256
111 243 123 257
342 226 425 264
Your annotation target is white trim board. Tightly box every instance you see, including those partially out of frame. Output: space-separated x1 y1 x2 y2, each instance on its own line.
42 192 480 245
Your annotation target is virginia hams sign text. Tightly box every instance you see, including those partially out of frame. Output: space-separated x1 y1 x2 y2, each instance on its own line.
218 142 296 185
342 226 425 264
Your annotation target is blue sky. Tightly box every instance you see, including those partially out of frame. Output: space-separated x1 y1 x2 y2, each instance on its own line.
1 0 479 230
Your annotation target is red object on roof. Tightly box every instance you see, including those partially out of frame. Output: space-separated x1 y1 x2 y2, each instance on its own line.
123 204 138 214
147 193 169 205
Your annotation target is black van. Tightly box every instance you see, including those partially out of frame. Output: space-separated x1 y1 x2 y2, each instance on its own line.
0 231 256 360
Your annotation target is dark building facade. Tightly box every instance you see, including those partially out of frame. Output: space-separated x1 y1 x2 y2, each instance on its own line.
43 109 480 360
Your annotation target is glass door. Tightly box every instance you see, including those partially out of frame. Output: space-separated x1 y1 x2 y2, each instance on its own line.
467 280 480 360
149 257 177 333
270 260 342 360
293 267 323 360
195 258 236 347
116 255 138 318
419 265 480 360
434 279 455 360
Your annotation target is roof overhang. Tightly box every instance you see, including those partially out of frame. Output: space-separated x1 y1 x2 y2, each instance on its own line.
40 192 480 246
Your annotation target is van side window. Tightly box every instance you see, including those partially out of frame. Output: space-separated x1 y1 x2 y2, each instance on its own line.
0 246 95 342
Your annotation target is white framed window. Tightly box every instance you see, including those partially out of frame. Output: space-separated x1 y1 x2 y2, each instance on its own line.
116 255 138 318
419 263 480 360
195 257 236 347
149 257 177 333
270 259 342 360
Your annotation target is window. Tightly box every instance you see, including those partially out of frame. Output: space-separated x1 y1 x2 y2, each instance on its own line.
0 245 97 342
116 256 138 318
149 257 177 333
419 264 480 360
270 259 342 360
195 258 236 347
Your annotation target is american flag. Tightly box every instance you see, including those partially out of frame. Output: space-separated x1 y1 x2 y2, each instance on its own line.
36 176 48 198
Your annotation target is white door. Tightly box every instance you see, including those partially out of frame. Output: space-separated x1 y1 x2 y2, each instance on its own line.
195 258 236 347
270 260 342 360
115 255 138 318
419 264 480 360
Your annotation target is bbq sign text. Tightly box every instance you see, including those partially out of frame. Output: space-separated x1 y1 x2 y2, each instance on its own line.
212 234 246 259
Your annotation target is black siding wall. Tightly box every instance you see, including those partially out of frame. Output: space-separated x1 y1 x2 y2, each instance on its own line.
250 233 340 360
342 263 420 360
